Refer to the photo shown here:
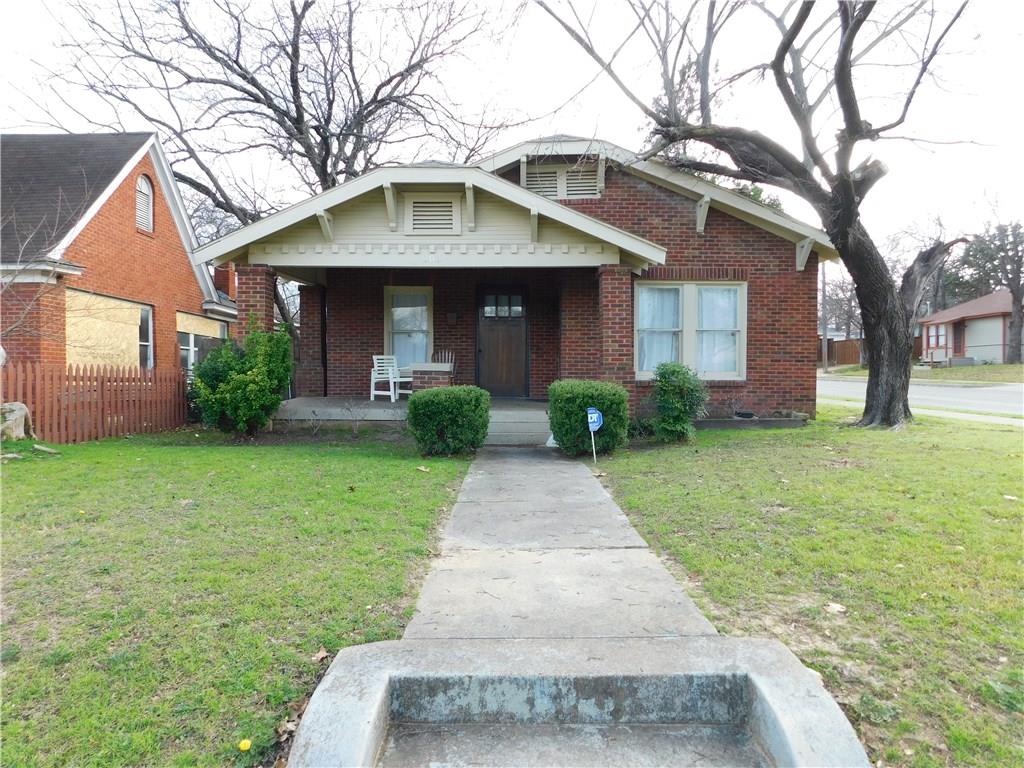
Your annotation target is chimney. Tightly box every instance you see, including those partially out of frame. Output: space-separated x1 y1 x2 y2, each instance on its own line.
213 263 237 301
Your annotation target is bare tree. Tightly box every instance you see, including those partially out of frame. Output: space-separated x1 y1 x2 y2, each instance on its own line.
537 0 970 426
44 0 510 326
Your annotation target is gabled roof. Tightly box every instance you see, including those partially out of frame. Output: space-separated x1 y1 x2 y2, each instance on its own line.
1 133 151 263
921 289 1015 324
478 136 838 262
192 164 667 267
0 132 234 318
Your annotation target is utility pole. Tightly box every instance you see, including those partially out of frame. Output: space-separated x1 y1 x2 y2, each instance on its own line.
820 263 829 373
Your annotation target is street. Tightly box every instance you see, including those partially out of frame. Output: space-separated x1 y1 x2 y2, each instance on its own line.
817 376 1024 418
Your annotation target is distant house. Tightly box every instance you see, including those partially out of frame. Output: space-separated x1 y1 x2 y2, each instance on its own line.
920 289 1021 364
1 132 237 372
190 135 837 417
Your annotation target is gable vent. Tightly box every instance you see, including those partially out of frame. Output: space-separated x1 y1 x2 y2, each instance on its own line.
565 166 600 198
410 199 457 233
524 168 559 198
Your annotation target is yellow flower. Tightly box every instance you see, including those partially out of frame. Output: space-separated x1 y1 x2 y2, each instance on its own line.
238 739 251 752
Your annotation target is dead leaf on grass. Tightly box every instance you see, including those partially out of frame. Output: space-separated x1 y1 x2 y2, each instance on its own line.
1004 495 1019 501
311 646 329 663
416 466 430 473
825 602 847 615
592 470 607 477
273 757 289 768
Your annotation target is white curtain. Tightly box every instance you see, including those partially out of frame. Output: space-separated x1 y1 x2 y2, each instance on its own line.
391 293 428 366
697 287 738 373
637 287 681 371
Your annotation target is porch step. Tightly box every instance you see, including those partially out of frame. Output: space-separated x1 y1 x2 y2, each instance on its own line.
486 405 551 446
484 430 552 446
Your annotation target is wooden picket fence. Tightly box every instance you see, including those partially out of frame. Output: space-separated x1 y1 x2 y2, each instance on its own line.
1 363 187 444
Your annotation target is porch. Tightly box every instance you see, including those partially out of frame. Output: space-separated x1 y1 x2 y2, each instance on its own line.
275 396 553 446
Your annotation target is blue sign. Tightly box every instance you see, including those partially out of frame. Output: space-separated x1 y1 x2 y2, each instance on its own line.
587 407 604 432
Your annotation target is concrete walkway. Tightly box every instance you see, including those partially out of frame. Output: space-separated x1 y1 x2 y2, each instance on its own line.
404 447 715 641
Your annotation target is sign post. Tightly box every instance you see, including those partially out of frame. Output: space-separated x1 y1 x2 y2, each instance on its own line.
586 407 603 465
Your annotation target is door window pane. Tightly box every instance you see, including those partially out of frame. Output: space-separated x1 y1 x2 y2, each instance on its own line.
497 294 510 317
484 294 496 317
510 295 523 317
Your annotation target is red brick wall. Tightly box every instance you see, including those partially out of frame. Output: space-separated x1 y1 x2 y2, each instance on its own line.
559 167 818 417
1 281 67 365
3 152 213 369
58 153 210 369
234 264 276 338
296 284 324 395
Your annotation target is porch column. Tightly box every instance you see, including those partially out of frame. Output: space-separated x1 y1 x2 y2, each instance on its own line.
233 264 276 339
597 265 635 388
0 277 67 366
295 284 325 396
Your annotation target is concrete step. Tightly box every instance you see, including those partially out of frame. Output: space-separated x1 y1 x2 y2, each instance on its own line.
489 410 550 424
483 431 550 446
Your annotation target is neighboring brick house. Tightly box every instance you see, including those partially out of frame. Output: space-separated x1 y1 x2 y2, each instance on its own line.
190 136 835 417
1 133 236 371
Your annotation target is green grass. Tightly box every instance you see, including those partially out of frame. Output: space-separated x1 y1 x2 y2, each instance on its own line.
602 407 1024 768
0 429 468 767
830 362 1024 383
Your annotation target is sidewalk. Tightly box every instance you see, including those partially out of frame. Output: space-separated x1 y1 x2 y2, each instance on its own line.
404 447 715 639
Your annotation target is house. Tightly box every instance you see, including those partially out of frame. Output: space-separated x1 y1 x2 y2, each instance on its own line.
190 136 836 416
1 133 236 372
920 289 1022 365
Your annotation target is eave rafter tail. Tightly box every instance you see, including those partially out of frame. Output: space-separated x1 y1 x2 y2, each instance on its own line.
465 183 476 232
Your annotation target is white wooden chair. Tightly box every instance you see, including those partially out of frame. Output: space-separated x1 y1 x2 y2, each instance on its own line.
370 355 413 402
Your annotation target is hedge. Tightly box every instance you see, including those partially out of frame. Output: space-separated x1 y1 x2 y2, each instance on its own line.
407 386 491 455
548 379 629 456
652 362 708 442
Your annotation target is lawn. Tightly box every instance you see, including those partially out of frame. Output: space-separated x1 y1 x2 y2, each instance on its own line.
601 407 1023 768
831 362 1024 384
0 430 468 767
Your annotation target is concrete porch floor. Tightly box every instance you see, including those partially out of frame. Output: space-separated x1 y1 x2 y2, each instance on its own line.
275 396 552 445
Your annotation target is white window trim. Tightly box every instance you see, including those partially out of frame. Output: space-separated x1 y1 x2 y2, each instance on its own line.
402 193 462 235
523 163 602 200
634 281 747 382
383 286 434 364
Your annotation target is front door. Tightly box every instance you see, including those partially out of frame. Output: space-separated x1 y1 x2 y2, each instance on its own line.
477 289 528 397
953 321 965 356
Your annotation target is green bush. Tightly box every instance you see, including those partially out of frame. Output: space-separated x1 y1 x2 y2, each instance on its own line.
193 329 293 435
548 379 629 456
407 386 490 455
652 362 708 442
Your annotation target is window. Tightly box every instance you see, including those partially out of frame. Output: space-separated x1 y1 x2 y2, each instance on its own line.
523 163 601 199
139 306 153 368
178 329 227 375
404 194 461 234
384 287 432 367
927 324 946 349
482 293 523 318
634 282 746 380
135 175 153 232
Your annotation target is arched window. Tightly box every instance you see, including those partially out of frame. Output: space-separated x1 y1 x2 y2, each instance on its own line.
135 175 153 232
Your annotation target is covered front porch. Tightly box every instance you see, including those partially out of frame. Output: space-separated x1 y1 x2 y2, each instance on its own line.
275 396 553 445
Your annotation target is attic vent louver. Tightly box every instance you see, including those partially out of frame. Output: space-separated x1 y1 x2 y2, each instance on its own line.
405 194 461 234
523 164 601 200
525 168 559 198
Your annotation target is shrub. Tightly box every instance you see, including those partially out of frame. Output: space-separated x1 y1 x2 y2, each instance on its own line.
407 386 490 455
193 329 293 435
548 379 629 456
652 362 708 442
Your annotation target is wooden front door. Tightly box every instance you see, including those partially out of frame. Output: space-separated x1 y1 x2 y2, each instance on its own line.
477 289 528 397
953 321 965 356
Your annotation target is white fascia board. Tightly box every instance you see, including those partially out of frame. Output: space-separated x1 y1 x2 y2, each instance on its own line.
0 260 86 284
192 165 667 266
44 136 156 263
147 138 232 315
479 137 837 260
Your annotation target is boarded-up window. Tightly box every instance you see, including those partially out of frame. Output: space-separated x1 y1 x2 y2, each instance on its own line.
135 175 153 231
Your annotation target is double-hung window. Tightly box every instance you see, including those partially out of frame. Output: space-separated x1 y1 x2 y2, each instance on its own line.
385 287 432 368
138 306 154 369
635 282 746 380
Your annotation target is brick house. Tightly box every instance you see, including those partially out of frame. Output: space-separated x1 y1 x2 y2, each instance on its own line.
1 133 236 371
192 136 835 416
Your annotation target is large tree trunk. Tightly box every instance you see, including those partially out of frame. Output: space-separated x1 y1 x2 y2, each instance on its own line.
831 222 914 427
1007 292 1023 364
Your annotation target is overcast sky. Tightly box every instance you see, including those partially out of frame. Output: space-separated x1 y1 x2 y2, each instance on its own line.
3 0 1020 272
